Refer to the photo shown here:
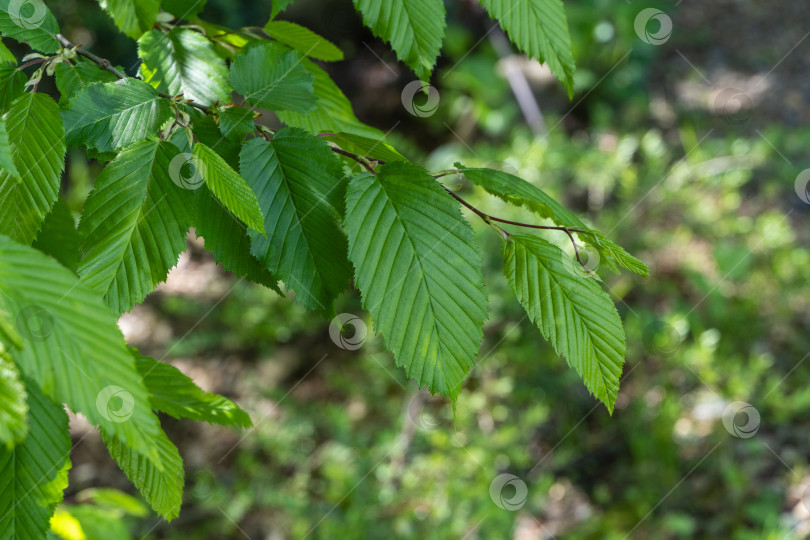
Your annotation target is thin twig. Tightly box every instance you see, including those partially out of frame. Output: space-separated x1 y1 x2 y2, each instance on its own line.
54 33 211 114
53 31 589 269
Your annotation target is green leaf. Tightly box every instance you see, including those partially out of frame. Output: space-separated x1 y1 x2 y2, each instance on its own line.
591 232 649 277
0 355 26 448
344 161 487 398
192 141 265 233
139 28 231 107
135 353 252 427
0 116 17 177
0 93 65 244
477 0 575 97
276 58 382 138
458 166 648 276
76 138 193 315
101 427 184 521
52 505 132 540
229 42 315 113
270 0 295 20
263 20 343 61
32 197 80 272
0 0 59 52
161 0 206 19
0 235 164 465
0 38 14 62
62 78 172 152
54 59 118 104
77 487 149 517
0 63 26 113
502 234 625 412
170 117 280 289
98 0 160 39
0 378 70 538
192 186 281 290
240 128 351 316
217 106 255 142
322 132 407 163
352 0 445 80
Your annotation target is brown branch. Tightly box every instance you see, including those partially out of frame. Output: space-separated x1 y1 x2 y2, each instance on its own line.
54 34 211 114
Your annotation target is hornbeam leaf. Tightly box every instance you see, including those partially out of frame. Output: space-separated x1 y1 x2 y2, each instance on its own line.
344 161 487 398
139 27 231 107
502 234 625 412
352 0 445 81
263 20 343 62
0 93 65 244
135 353 252 427
33 197 80 272
0 235 164 465
61 78 172 152
101 427 184 521
276 58 382 138
0 378 70 538
0 0 60 52
192 142 265 233
0 63 26 113
54 59 118 104
229 41 315 113
193 186 281 290
0 39 13 62
0 116 16 177
240 128 351 316
98 0 160 39
169 117 280 289
76 138 193 315
478 0 576 96
217 106 255 142
0 354 26 448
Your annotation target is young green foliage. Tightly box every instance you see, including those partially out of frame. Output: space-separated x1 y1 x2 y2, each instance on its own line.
0 378 70 538
503 234 626 412
61 79 172 152
0 93 65 245
230 42 315 113
0 0 649 533
240 128 352 316
477 0 576 96
139 27 232 107
76 138 194 315
352 0 446 81
345 162 488 399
